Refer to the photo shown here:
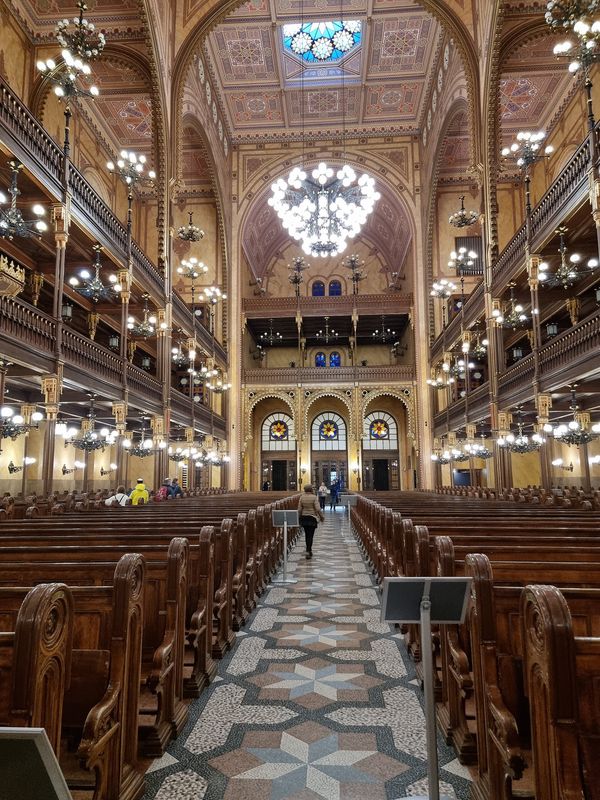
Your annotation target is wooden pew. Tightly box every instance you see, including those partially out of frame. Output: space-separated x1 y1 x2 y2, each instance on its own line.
1 554 146 800
0 583 73 755
521 584 600 800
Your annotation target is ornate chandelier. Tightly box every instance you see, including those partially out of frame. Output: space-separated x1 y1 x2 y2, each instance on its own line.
63 396 117 453
448 195 478 228
430 278 457 298
128 293 156 338
492 284 529 329
501 130 554 172
545 1 600 33
498 410 545 453
344 253 367 294
539 226 598 288
268 163 380 257
36 1 103 104
177 212 204 242
69 244 122 302
123 419 167 457
1 406 43 441
426 370 455 389
315 316 338 343
0 161 47 240
372 315 396 343
544 385 600 445
288 256 308 295
206 368 231 393
448 246 478 273
260 319 283 346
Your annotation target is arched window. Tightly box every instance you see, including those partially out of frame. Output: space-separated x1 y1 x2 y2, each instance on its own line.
363 411 399 451
262 412 296 451
315 352 326 367
312 412 347 451
329 351 341 367
312 281 325 297
328 280 342 296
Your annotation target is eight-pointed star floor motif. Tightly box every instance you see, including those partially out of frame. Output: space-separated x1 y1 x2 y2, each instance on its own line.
248 656 382 708
209 722 408 800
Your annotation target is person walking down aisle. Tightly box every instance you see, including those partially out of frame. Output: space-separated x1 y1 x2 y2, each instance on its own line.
329 479 339 510
317 482 329 510
298 484 325 558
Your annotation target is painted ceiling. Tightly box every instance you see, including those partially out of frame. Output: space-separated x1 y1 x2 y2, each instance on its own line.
499 33 576 144
203 0 442 141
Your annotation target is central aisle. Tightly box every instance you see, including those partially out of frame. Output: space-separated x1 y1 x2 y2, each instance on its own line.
144 509 471 799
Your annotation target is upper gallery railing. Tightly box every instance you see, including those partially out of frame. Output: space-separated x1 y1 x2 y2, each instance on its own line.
243 292 413 318
0 77 163 296
243 365 415 384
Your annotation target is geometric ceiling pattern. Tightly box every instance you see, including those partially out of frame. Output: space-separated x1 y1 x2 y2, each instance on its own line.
499 33 576 145
9 0 145 40
181 125 215 195
204 0 441 141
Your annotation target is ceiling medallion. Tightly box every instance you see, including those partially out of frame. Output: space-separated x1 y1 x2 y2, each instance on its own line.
268 162 380 257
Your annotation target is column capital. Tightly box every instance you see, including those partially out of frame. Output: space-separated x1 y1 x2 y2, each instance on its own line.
535 393 552 423
41 373 62 404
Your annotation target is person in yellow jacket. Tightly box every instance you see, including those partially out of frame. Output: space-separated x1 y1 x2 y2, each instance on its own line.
130 478 149 505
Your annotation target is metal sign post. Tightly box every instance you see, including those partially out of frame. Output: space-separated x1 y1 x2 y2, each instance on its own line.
339 493 357 524
381 576 472 800
272 510 299 585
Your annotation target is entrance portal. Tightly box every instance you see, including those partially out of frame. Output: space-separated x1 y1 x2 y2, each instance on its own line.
312 459 347 491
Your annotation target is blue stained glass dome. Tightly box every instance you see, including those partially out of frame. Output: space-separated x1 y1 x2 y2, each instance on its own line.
282 21 362 63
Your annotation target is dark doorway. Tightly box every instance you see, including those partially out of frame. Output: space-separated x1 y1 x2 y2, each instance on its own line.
271 460 287 490
373 459 390 490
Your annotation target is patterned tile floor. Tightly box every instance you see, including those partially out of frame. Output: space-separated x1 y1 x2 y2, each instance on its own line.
143 508 472 800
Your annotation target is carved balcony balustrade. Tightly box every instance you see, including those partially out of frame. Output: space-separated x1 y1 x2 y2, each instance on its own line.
243 365 415 385
243 292 413 319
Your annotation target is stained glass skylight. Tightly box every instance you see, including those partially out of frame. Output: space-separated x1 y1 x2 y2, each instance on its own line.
282 21 362 63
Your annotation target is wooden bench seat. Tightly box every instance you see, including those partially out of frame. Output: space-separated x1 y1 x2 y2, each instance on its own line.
0 583 73 754
521 584 600 800
0 554 146 800
0 538 189 758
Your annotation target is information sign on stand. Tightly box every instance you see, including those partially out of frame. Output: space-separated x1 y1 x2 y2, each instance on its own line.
0 728 73 800
272 510 299 585
381 577 472 800
339 493 357 524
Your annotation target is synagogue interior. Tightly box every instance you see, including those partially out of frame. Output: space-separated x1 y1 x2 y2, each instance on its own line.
0 0 599 798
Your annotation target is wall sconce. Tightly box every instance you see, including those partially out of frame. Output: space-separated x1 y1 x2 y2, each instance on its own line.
62 460 85 475
590 455 600 465
551 458 574 472
352 462 359 475
546 321 558 337
100 463 118 476
8 457 36 474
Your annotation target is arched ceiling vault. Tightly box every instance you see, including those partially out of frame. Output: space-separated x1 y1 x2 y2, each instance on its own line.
171 0 481 156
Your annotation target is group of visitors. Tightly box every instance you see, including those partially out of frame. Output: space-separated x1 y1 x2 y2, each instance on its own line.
317 478 343 510
105 477 183 507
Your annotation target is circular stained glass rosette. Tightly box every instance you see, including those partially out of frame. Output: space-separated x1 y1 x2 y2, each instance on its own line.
270 421 288 440
284 20 362 63
320 420 338 439
291 31 312 54
370 420 389 439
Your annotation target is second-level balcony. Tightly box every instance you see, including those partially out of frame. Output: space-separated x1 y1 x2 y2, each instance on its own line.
243 365 415 385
